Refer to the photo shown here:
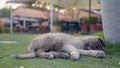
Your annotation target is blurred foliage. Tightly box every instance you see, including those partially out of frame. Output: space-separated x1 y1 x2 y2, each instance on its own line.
97 0 100 4
53 19 61 26
1 26 10 33
88 16 98 24
0 8 10 17
0 26 2 33
26 2 33 8
81 17 89 24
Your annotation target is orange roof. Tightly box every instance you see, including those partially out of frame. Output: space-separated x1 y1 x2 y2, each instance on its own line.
80 9 101 17
13 8 48 19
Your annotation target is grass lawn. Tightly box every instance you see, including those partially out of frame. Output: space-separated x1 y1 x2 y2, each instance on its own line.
0 32 120 68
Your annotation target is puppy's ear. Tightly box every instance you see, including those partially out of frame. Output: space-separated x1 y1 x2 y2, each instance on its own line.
97 37 106 47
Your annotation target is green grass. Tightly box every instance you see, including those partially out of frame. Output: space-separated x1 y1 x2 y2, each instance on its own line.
0 32 120 68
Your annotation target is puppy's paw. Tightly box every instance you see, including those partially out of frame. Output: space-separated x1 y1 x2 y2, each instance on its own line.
47 53 54 59
95 51 105 58
61 53 70 59
70 51 80 60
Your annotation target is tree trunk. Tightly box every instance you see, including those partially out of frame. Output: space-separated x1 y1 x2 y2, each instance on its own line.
100 0 120 43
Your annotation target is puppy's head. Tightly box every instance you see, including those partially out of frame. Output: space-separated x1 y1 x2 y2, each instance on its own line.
81 36 105 50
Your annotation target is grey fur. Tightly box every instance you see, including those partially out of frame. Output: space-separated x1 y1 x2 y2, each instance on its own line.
13 33 105 60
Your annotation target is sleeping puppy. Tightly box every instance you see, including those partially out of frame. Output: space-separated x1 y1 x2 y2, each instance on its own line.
13 33 105 60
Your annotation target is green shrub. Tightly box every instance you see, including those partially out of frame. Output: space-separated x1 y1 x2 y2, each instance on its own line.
81 17 89 24
1 26 10 33
53 19 61 26
0 26 2 33
88 16 98 24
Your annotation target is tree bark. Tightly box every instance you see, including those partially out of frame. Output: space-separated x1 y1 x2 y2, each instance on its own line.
100 0 120 43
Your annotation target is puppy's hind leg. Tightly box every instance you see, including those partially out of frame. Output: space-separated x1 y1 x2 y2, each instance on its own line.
49 51 70 59
35 49 54 59
62 44 80 60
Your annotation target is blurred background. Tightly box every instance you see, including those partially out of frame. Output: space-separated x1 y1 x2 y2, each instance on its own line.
0 0 102 34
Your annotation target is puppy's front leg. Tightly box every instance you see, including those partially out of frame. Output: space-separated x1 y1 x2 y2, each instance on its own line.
79 49 105 58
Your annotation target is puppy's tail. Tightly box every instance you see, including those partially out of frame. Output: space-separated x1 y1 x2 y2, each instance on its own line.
12 52 36 59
